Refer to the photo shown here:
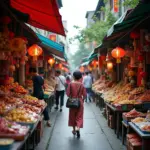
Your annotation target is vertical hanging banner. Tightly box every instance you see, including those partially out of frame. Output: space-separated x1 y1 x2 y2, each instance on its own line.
49 34 57 42
113 0 119 13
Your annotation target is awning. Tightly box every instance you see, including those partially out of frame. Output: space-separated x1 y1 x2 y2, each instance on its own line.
88 53 98 61
10 0 65 36
37 33 64 52
107 10 132 37
37 33 65 58
81 61 89 66
127 2 150 19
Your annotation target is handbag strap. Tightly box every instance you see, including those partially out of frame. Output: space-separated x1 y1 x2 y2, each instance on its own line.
58 76 65 88
70 83 81 98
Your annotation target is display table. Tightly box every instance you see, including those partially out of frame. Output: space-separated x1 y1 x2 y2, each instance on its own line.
106 103 130 138
93 91 105 110
11 113 44 150
122 121 129 145
128 122 150 150
44 92 54 111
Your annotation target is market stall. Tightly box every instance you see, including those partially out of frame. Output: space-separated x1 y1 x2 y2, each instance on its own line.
90 2 150 150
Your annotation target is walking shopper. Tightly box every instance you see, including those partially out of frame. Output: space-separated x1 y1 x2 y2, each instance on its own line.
55 70 66 112
31 68 51 127
82 71 93 102
66 71 86 138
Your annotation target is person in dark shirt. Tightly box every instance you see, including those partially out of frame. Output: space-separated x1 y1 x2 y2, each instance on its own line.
31 68 51 127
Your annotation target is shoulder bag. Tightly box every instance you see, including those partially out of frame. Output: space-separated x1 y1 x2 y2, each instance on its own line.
66 83 81 108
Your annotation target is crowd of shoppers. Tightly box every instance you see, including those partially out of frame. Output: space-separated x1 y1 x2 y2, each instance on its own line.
30 68 94 138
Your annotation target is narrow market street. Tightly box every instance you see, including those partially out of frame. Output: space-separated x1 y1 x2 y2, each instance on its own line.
37 97 125 150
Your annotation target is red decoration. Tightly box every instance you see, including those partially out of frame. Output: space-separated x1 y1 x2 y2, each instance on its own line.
107 62 113 70
49 34 57 42
113 0 119 12
48 56 55 67
9 32 15 39
0 16 11 24
130 31 140 39
111 47 125 63
140 71 147 78
21 37 28 43
28 44 43 61
138 55 144 62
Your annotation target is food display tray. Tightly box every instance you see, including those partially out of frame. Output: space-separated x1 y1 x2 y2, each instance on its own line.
16 122 35 129
0 133 28 141
134 122 150 134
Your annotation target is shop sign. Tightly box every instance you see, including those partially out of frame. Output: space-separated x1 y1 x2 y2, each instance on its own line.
113 0 119 13
49 34 57 42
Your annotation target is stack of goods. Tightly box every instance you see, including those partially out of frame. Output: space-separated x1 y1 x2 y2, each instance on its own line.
5 108 39 123
123 109 146 124
0 118 29 140
0 82 27 94
21 95 46 110
137 90 150 103
131 111 150 134
126 133 142 150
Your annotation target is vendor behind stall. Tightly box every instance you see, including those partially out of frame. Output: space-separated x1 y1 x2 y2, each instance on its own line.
30 68 51 127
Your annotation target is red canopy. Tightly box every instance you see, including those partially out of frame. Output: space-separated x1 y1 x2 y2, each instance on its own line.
10 0 65 36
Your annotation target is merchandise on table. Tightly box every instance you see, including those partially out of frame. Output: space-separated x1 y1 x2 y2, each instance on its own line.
123 109 145 117
21 98 46 110
5 108 39 123
131 117 147 123
0 118 29 140
21 104 41 114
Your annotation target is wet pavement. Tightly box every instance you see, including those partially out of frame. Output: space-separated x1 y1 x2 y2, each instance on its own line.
36 99 125 150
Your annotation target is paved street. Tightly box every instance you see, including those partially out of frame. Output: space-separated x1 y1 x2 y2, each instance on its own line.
39 100 125 150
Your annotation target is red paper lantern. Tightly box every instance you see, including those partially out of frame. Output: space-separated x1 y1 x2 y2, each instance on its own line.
140 71 147 78
0 16 11 24
28 44 43 61
111 47 125 63
91 60 98 68
130 31 140 39
59 63 62 69
107 62 113 70
48 56 55 67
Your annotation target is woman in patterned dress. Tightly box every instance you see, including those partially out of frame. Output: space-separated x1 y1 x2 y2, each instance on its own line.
66 71 86 138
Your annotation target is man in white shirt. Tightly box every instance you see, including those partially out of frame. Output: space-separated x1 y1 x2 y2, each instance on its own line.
55 70 66 112
82 71 93 102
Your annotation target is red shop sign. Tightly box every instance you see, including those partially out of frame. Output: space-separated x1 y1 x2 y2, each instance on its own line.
113 0 119 13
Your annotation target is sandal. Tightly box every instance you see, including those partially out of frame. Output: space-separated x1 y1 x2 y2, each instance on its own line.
72 130 76 135
46 121 51 127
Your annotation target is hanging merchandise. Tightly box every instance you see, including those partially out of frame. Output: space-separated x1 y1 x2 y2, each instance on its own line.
111 47 125 63
28 44 43 61
138 54 144 68
9 65 15 72
9 38 27 52
130 30 140 51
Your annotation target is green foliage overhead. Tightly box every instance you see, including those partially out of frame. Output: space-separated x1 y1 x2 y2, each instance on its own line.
70 10 116 44
123 0 139 8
